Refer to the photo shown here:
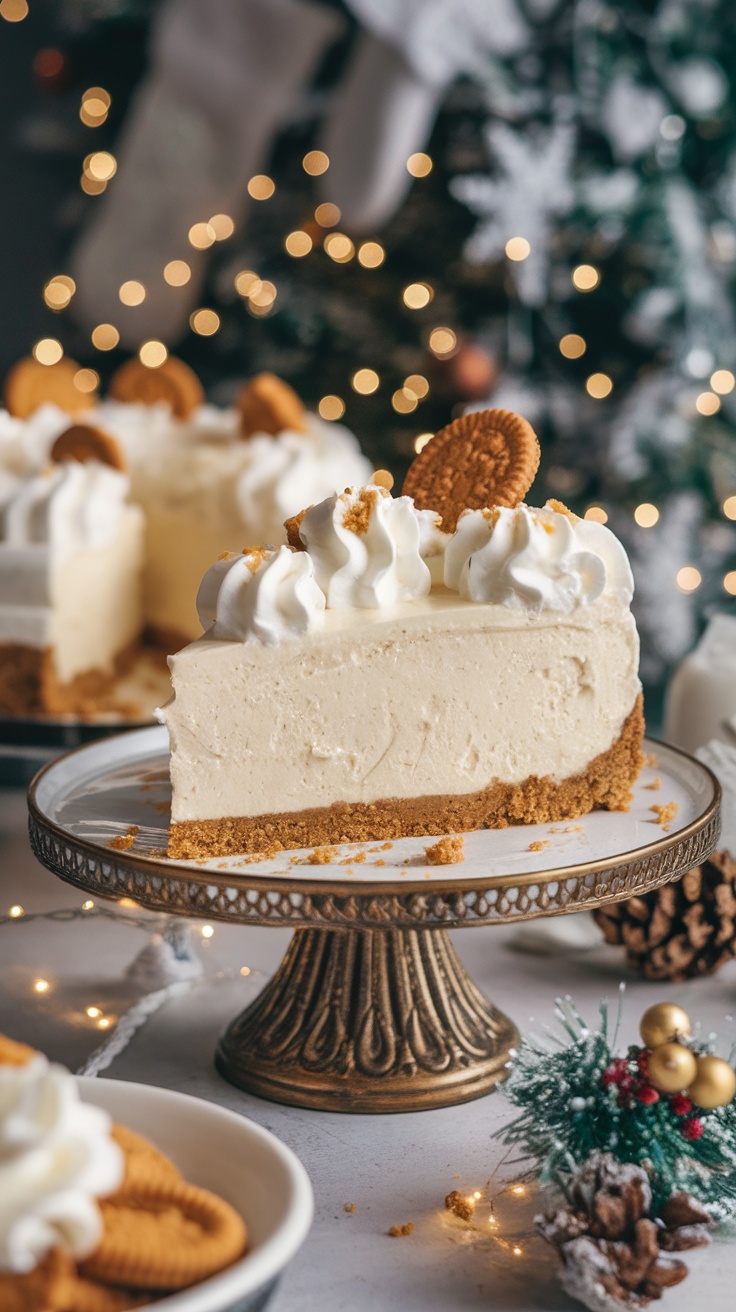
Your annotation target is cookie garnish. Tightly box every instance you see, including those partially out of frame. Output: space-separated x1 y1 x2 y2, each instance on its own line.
109 356 204 418
237 372 306 438
402 408 540 532
4 356 96 419
51 424 126 471
284 505 311 550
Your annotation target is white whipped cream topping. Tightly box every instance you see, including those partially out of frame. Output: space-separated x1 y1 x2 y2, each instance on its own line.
196 545 326 644
299 486 432 609
0 460 130 557
444 504 634 612
0 1053 124 1273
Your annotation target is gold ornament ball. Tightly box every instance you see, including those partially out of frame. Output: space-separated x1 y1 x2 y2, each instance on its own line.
640 1003 692 1049
688 1056 736 1110
647 1042 698 1094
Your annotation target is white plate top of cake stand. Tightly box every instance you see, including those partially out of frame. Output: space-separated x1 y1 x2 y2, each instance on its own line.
27 727 720 929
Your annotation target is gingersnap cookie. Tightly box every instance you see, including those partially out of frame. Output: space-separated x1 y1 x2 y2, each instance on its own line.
402 408 540 532
0 1248 149 1312
237 372 306 438
4 356 96 419
51 424 126 472
111 1124 183 1190
109 356 204 418
0 1033 36 1066
284 505 311 549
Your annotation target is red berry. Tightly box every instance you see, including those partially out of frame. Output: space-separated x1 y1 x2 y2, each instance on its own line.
681 1118 704 1141
671 1095 692 1116
637 1051 650 1071
637 1085 659 1106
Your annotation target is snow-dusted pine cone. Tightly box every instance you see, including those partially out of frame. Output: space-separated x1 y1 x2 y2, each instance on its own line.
536 1152 711 1311
594 850 736 982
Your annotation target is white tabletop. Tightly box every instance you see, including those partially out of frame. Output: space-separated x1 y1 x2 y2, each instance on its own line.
1 786 733 1310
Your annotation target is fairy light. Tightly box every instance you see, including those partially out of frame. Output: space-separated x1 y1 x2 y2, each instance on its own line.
505 237 530 261
34 979 50 993
407 153 432 177
74 368 99 394
559 333 586 359
86 1006 101 1018
402 283 433 309
724 571 736 596
190 309 220 335
44 275 76 310
188 222 216 250
392 388 418 414
512 1246 523 1256
324 233 354 263
247 175 275 200
201 925 214 939
33 338 63 366
1 1 29 22
91 323 119 351
208 213 234 240
428 327 457 357
414 433 433 453
234 270 261 297
351 368 379 395
303 150 329 176
584 505 608 523
117 897 138 909
358 241 385 269
318 395 345 421
696 390 720 415
314 202 341 228
710 369 735 394
248 280 276 309
723 495 736 520
9 905 23 918
240 966 251 976
80 88 111 128
98 1018 112 1029
82 900 95 911
119 280 146 307
139 340 168 368
84 151 117 181
164 260 191 286
511 1186 525 1196
634 503 660 527
676 566 702 592
285 230 313 257
572 264 600 291
81 175 107 196
404 374 429 398
586 372 613 399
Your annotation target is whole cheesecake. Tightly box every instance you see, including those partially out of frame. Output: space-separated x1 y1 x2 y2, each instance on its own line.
162 411 644 859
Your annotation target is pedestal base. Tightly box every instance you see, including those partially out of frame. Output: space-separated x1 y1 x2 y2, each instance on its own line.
216 927 519 1112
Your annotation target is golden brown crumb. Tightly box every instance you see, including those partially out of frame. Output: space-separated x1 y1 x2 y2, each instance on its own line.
445 1191 474 1222
306 846 338 865
528 839 550 852
342 486 383 535
388 1223 414 1238
283 506 311 550
645 777 662 791
644 752 658 768
108 825 139 852
381 842 392 850
545 498 580 523
343 1203 356 1214
425 835 465 865
374 859 385 867
650 802 678 832
339 851 366 865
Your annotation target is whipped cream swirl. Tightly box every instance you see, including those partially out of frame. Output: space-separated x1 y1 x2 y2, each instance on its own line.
196 545 325 643
299 485 432 609
0 1053 124 1273
0 460 130 557
444 504 634 612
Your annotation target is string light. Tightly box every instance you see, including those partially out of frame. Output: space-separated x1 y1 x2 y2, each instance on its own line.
414 433 433 453
512 1246 523 1256
163 260 191 287
324 232 354 263
505 237 530 261
318 395 345 421
34 979 50 993
559 333 586 359
511 1186 525 1196
0 0 29 21
584 506 608 523
248 280 276 309
676 566 702 592
696 390 720 415
724 571 736 596
404 374 429 398
43 275 76 310
190 309 220 335
351 368 379 395
84 151 117 182
303 150 329 175
586 372 613 399
314 202 341 228
86 1006 101 1018
710 369 735 394
407 153 432 177
98 1018 112 1029
33 338 63 366
634 503 660 527
285 230 313 257
81 175 107 196
91 323 119 351
74 368 99 394
188 222 216 250
240 966 251 976
80 87 111 128
82 900 95 910
428 327 457 357
247 174 275 200
723 495 736 520
8 905 23 918
357 241 385 269
572 264 600 291
208 213 234 240
119 280 145 306
234 270 261 297
402 282 433 309
201 925 214 939
139 340 167 368
392 388 418 414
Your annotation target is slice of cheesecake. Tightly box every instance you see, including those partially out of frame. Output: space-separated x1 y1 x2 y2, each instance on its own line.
162 412 644 859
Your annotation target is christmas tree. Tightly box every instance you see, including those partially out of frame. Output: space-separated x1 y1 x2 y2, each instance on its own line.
19 0 736 695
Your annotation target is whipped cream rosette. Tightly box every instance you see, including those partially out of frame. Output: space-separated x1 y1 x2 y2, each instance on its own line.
196 545 326 644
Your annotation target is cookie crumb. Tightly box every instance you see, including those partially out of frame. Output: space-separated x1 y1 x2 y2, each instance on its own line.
306 846 338 865
108 825 139 852
445 1191 474 1222
644 752 658 768
425 835 465 865
344 1203 356 1214
650 802 678 832
374 859 385 867
388 1222 414 1238
381 842 393 850
645 776 662 791
528 839 550 852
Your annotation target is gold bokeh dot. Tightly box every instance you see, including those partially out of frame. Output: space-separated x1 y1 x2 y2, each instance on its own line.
81 174 107 195
163 259 191 287
559 333 586 359
404 373 429 399
247 174 275 200
402 283 432 309
314 202 341 228
303 150 329 176
572 264 600 292
190 309 220 336
696 390 720 415
324 232 354 263
85 151 117 181
392 388 418 414
351 368 379 395
0 0 29 22
188 222 216 250
711 369 735 395
208 213 235 240
91 323 120 351
723 494 736 520
33 338 63 366
357 241 385 269
318 395 345 421
724 570 736 596
234 270 261 297
82 86 111 109
634 503 660 528
676 566 702 592
428 327 457 357
248 279 276 308
584 505 608 524
407 153 432 177
80 100 108 127
119 280 145 306
586 372 613 399
44 276 76 310
139 340 168 368
285 230 313 257
505 237 530 261
73 368 99 394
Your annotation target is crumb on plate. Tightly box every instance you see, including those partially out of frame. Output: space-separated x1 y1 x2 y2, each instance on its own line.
425 834 465 865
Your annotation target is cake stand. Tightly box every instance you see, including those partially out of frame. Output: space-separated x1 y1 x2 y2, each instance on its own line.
27 728 720 1114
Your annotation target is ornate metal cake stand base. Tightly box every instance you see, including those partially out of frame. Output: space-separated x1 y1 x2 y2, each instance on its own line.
216 926 519 1113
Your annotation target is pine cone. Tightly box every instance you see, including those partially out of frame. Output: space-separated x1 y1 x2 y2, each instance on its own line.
594 850 736 982
536 1152 711 1311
